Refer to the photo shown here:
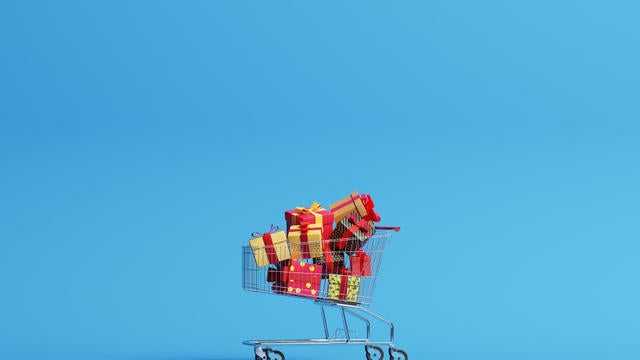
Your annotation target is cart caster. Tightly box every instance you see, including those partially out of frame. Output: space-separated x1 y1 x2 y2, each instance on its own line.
388 347 408 360
266 349 284 360
255 347 285 360
365 345 384 360
254 346 266 360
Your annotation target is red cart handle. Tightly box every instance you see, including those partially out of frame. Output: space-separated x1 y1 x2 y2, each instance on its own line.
376 226 400 232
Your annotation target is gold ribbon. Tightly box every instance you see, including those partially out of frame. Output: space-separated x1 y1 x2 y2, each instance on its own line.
295 201 323 214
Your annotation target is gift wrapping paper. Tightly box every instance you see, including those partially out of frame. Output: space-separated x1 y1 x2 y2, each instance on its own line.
329 212 375 254
327 273 361 302
249 229 291 267
329 191 381 224
288 223 323 259
350 251 372 277
285 202 334 238
283 259 322 299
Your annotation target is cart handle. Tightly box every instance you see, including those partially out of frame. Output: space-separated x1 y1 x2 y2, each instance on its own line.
376 226 400 232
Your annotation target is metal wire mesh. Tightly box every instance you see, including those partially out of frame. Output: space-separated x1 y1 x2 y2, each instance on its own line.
242 232 391 307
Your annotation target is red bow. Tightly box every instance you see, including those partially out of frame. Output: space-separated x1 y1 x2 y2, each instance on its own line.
360 194 381 222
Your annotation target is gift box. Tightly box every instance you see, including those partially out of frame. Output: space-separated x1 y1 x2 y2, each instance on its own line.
249 225 291 267
282 259 322 299
285 202 334 239
327 272 361 302
314 249 345 275
266 264 287 294
329 191 381 225
350 250 372 277
329 212 375 254
288 223 323 259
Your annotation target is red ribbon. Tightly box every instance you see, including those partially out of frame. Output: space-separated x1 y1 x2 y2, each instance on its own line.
299 222 311 258
351 250 371 276
321 238 334 273
338 268 351 300
336 214 371 250
330 193 359 212
252 225 280 265
360 194 381 222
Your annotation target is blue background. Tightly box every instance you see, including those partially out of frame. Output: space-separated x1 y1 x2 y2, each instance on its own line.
1 1 639 359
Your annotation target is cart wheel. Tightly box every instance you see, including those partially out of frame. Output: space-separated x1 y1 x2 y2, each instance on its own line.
365 345 384 360
266 349 285 360
388 347 408 360
254 346 267 360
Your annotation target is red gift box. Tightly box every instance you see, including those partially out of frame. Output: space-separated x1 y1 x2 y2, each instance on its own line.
281 259 322 299
267 264 287 294
285 202 334 239
350 250 372 277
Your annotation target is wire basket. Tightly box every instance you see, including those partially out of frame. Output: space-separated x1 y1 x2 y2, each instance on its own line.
242 232 391 307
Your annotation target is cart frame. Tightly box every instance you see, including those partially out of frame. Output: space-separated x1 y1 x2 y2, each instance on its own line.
242 230 407 360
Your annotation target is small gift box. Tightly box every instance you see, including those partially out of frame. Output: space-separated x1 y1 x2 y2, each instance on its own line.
327 271 361 302
249 225 291 267
288 222 323 259
282 259 322 299
285 202 334 239
329 212 375 254
350 250 372 277
329 191 381 225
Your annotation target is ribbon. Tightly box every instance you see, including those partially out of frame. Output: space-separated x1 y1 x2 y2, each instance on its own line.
351 250 371 276
293 202 324 227
299 222 311 258
329 193 359 218
251 224 280 265
295 201 322 214
336 214 371 250
321 238 334 273
360 194 381 222
338 268 351 300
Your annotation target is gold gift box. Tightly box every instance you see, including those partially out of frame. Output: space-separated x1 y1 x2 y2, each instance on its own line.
288 224 323 259
249 230 291 267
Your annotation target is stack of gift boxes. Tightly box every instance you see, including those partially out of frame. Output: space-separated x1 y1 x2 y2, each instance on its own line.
249 191 381 303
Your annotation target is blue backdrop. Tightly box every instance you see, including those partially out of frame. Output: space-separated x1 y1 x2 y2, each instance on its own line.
1 1 639 359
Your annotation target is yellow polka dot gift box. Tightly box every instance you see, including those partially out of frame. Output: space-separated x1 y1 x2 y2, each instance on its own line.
282 259 322 299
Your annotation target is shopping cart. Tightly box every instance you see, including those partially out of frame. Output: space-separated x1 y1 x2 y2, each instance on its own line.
242 228 408 360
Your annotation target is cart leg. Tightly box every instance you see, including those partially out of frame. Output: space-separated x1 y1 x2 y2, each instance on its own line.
320 305 330 339
341 306 351 342
345 308 371 339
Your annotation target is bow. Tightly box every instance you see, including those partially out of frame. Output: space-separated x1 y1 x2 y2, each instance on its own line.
251 224 279 238
360 194 381 222
251 224 280 265
295 201 323 214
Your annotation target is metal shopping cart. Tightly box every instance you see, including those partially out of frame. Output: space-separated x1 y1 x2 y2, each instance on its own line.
242 228 408 360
